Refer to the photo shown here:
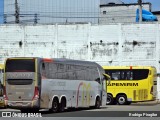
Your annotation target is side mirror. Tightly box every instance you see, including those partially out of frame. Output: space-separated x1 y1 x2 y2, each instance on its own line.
103 73 111 83
157 73 160 77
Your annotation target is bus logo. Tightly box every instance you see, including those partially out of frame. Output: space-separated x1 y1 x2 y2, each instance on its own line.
76 82 91 107
107 83 138 86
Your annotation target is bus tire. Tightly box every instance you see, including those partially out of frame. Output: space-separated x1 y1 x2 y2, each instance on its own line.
51 98 59 113
116 95 127 105
59 98 66 112
106 94 114 105
95 97 101 109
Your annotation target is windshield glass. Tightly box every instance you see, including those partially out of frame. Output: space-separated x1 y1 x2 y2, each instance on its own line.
5 59 35 72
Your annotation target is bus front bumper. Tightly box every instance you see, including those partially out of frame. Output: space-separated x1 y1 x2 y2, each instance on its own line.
6 100 39 108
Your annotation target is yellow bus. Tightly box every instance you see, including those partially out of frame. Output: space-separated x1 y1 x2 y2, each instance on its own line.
103 66 157 105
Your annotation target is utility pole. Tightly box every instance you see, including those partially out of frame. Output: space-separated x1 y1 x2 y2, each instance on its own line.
3 14 7 24
15 0 19 23
34 14 38 24
138 0 142 22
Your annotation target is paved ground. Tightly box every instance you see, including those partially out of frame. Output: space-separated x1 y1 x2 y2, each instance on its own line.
0 101 160 119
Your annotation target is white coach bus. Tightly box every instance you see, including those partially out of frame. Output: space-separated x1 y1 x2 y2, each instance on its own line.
3 57 107 112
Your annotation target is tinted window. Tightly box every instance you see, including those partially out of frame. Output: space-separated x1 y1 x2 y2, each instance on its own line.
105 69 149 80
6 59 35 72
42 63 100 81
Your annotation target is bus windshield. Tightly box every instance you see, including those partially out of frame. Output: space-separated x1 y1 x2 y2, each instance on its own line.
5 59 35 72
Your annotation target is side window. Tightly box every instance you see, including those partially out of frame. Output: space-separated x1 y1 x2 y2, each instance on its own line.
105 70 120 80
105 69 149 80
92 67 100 84
112 71 120 80
126 71 133 80
133 69 149 80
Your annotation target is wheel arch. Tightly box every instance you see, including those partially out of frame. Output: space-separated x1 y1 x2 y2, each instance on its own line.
59 95 67 107
49 95 59 109
116 93 127 98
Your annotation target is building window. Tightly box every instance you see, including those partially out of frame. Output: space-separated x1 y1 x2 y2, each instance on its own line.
103 11 106 14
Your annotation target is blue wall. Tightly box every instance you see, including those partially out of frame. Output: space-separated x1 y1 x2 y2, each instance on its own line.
0 0 4 23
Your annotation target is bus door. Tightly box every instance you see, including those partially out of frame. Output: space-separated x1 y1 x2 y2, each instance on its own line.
97 69 108 106
153 71 158 98
4 59 38 102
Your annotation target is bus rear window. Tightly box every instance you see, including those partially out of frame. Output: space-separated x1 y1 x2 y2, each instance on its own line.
5 59 35 72
105 69 149 80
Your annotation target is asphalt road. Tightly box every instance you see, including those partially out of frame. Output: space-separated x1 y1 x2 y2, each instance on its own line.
0 101 160 119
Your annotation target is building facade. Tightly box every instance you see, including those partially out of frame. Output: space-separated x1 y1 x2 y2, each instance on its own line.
152 11 160 22
99 3 151 24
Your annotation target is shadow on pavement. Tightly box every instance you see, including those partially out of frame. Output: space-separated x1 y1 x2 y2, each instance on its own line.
40 106 108 115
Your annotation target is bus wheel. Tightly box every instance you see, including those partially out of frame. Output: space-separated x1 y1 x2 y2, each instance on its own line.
60 99 66 112
95 97 101 109
116 95 127 105
106 94 114 105
51 98 59 112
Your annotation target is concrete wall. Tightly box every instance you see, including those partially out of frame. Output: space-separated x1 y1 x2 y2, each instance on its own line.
0 23 160 99
99 4 150 24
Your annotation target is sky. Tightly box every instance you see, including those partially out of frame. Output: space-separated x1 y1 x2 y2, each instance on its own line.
122 0 160 11
2 0 160 24
0 0 4 23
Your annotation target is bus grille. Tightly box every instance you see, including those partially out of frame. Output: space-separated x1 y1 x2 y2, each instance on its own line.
133 90 136 101
133 89 148 101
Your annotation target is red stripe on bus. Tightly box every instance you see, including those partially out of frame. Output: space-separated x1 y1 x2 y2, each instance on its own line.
76 82 83 107
43 58 53 62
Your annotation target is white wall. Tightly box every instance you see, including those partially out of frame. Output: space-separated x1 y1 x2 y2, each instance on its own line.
0 22 160 99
